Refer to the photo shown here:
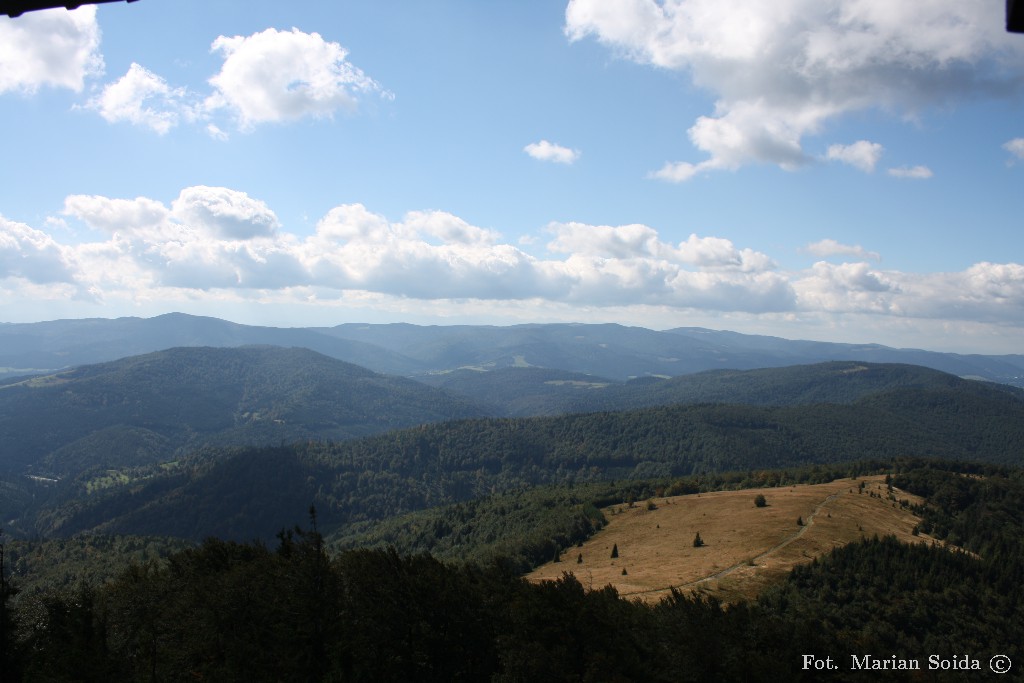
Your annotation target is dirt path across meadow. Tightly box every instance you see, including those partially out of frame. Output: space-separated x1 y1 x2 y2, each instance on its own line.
622 490 841 598
528 476 936 603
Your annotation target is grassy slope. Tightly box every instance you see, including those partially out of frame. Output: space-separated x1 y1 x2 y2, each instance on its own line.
528 475 935 603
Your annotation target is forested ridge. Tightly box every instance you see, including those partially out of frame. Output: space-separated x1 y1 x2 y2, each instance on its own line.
1 350 1022 680
7 356 1017 483
11 379 1020 543
3 354 1021 544
0 346 483 476
421 361 1024 417
3 460 1024 681
327 459 889 570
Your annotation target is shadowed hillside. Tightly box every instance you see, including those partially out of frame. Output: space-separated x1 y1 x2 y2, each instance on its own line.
0 345 483 477
6 463 1024 682
419 361 1024 416
10 375 1021 542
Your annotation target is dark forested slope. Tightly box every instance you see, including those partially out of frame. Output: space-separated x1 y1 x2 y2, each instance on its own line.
7 462 1024 683
0 346 483 476
19 377 1023 542
419 361 1023 416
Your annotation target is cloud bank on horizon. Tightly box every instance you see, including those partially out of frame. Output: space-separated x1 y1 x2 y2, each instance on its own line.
1 1 1022 354
3 184 1022 348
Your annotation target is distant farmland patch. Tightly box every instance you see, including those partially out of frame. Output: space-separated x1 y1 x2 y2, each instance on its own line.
529 475 941 603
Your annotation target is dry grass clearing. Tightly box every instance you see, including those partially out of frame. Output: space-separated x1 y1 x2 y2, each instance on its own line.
528 475 940 604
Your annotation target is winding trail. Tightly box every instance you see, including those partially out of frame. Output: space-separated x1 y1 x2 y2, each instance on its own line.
620 491 841 599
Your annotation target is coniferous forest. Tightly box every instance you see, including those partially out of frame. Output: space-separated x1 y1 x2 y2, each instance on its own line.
1 348 1023 680
3 0 1024 673
3 460 1024 682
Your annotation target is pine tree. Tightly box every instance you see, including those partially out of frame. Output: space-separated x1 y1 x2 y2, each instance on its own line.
693 532 704 548
611 544 619 558
0 535 16 680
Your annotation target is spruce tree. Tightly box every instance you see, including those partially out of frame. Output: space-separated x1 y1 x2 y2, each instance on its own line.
0 532 22 681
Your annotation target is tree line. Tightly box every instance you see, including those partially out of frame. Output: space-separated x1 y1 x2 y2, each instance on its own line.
19 380 1023 543
4 461 1024 681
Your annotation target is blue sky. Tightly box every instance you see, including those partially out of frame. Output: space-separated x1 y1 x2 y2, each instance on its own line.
1 0 1022 354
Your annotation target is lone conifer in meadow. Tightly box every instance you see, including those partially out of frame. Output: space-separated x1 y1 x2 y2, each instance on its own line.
611 543 619 558
693 532 704 548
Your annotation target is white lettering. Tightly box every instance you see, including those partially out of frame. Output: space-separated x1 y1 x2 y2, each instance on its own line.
803 655 837 670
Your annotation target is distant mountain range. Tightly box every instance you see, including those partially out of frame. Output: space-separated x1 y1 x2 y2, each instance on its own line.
2 314 1022 542
2 347 1022 541
418 362 1024 417
1 312 1022 386
10 360 1021 542
5 342 1019 483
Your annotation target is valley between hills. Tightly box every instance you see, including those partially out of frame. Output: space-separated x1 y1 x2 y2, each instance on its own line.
1 315 1023 681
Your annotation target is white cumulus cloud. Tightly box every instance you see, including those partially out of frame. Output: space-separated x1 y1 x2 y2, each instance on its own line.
63 194 171 234
306 204 563 300
0 6 103 94
16 189 1023 339
648 161 700 183
827 141 884 173
805 239 881 261
0 216 75 284
85 63 188 134
44 189 797 312
76 26 387 134
888 165 934 179
524 140 581 164
170 186 280 240
795 261 901 315
565 0 1024 178
547 222 664 260
547 221 775 272
1004 138 1024 162
205 27 386 129
400 210 501 246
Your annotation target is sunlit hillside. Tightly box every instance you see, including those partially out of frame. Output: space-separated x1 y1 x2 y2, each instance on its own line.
529 475 944 603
